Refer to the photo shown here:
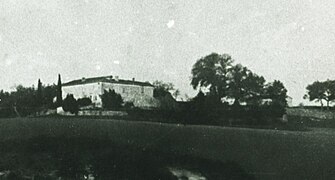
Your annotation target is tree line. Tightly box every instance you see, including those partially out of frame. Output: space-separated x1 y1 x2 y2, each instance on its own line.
143 53 334 126
0 73 129 117
0 52 334 119
130 53 290 126
0 82 57 117
0 75 62 117
190 53 288 107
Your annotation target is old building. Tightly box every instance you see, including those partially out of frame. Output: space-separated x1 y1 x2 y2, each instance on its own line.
62 75 158 109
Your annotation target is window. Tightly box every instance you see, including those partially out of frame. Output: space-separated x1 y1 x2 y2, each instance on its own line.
122 87 125 93
141 86 144 94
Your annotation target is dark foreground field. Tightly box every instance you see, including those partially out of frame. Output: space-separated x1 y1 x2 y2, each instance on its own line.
1 117 335 179
0 137 253 180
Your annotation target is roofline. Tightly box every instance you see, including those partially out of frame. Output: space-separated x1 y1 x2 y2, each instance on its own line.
62 81 97 87
62 81 154 87
62 76 154 87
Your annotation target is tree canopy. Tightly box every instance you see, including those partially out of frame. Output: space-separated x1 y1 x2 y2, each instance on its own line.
100 89 123 110
265 80 288 109
62 94 79 114
191 53 233 98
305 80 335 109
152 80 175 98
226 64 266 105
0 78 59 117
191 53 270 106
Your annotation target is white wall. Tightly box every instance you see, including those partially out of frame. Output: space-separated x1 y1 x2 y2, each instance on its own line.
62 82 103 107
101 82 157 108
62 82 157 108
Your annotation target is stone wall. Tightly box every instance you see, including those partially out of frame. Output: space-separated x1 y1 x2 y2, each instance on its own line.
78 110 128 116
101 82 157 108
287 108 335 120
62 82 157 109
57 107 128 117
62 82 103 107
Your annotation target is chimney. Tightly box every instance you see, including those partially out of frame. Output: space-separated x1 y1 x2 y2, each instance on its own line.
81 77 86 82
115 76 119 82
132 78 135 82
106 75 113 81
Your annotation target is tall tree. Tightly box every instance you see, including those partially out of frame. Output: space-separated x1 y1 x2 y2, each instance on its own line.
191 53 233 99
12 85 38 116
36 79 43 107
305 80 335 109
243 72 266 105
226 64 249 105
323 80 335 108
43 84 57 108
265 80 288 107
304 81 325 108
56 74 62 107
227 64 265 105
152 80 174 98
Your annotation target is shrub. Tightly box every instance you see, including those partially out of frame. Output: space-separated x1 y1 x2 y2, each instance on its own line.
182 92 223 125
100 89 123 110
124 102 135 109
62 94 79 115
77 98 92 107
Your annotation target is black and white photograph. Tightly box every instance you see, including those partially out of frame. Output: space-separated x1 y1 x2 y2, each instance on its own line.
0 0 335 179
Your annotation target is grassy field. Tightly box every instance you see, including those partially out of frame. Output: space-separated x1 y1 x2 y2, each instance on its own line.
1 117 335 179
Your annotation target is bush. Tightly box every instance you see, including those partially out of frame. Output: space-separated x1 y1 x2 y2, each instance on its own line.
124 102 135 109
268 102 286 118
100 89 123 110
156 94 178 111
0 107 14 118
77 98 92 107
62 94 79 115
181 93 223 125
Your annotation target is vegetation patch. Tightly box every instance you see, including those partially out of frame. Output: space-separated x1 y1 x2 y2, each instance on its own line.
0 137 254 180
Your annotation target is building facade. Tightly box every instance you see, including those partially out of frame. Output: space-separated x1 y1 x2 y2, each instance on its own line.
62 75 158 108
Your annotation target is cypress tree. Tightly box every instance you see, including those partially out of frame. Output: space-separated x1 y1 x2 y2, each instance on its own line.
36 79 43 107
56 74 62 107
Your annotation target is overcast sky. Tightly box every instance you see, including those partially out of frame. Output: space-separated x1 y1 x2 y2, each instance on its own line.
1 0 335 105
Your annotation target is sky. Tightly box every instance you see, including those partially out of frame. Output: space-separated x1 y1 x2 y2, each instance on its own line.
1 0 335 105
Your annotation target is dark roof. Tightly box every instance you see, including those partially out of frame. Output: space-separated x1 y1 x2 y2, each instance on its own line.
62 75 154 87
